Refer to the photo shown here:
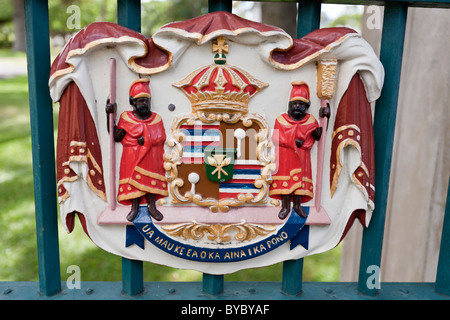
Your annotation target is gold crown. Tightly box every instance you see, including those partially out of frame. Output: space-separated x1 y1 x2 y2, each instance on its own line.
172 37 268 117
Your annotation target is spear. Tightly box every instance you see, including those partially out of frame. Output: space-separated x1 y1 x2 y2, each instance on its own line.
307 59 337 225
109 58 117 210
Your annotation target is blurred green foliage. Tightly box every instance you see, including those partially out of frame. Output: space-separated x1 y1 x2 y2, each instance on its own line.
0 0 13 48
1 0 208 47
48 0 117 36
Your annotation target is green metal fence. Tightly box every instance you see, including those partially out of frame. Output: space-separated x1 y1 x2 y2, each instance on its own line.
2 0 449 300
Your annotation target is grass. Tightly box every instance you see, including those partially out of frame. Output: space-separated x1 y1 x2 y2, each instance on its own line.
0 67 341 284
0 48 27 58
0 74 38 281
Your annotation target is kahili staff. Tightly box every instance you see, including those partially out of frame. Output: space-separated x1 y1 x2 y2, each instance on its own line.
308 59 337 225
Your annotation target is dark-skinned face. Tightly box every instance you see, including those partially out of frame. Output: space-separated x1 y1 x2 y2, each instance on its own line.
132 97 152 119
288 100 309 120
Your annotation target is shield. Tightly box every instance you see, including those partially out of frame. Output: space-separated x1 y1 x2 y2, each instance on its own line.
169 118 270 209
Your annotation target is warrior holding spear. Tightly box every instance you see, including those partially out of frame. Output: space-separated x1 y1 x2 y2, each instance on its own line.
106 78 168 222
269 82 330 220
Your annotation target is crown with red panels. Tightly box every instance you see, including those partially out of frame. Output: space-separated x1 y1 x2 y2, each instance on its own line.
172 37 267 115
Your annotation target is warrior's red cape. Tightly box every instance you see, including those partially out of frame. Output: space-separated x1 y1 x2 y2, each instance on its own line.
116 111 168 205
270 113 319 203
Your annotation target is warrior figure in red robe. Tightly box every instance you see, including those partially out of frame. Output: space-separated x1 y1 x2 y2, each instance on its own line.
270 82 329 219
106 78 168 221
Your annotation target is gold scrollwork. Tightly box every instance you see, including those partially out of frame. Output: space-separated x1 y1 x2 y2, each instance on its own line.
161 220 277 243
163 114 196 183
196 110 242 124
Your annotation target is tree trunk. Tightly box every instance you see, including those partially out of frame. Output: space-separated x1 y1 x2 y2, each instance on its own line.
261 2 297 39
12 0 26 52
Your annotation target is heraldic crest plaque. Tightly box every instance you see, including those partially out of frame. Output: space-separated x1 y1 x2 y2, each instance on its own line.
49 11 384 274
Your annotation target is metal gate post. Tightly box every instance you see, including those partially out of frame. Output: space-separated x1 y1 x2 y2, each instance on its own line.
117 0 144 296
208 0 233 12
281 259 303 295
196 0 235 297
279 0 323 296
435 175 450 295
297 0 321 38
24 0 62 297
203 273 224 296
358 3 408 296
118 0 141 32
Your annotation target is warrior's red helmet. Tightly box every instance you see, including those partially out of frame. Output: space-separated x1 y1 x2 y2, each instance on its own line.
289 81 310 103
129 78 151 99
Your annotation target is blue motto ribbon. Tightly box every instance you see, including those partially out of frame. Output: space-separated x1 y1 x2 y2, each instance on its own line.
126 206 309 262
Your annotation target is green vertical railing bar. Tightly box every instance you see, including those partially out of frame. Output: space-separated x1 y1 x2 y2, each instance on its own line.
280 1 321 296
23 0 62 297
117 0 144 296
297 0 322 38
198 0 233 296
282 259 304 295
435 175 450 296
357 3 408 296
208 0 233 12
202 274 224 296
122 258 144 296
117 0 141 32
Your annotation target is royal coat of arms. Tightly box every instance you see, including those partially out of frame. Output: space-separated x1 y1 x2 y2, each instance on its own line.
49 12 383 274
